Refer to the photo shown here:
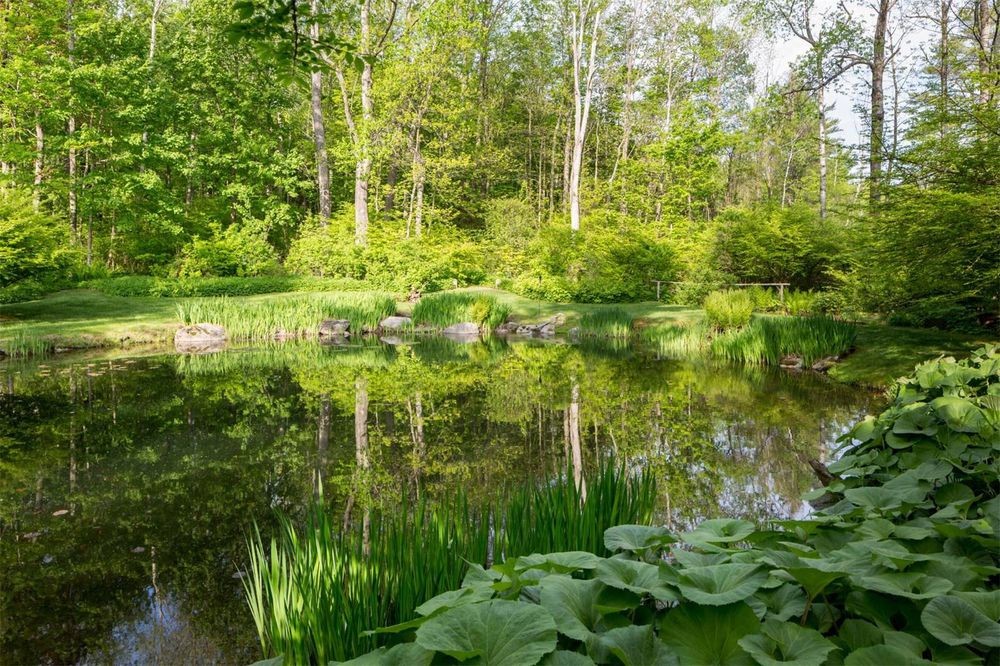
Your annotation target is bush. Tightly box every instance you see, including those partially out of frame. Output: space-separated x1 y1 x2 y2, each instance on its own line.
82 275 368 298
784 289 819 316
174 222 281 277
411 292 511 330
745 285 779 312
344 347 1000 665
0 189 78 295
703 289 753 329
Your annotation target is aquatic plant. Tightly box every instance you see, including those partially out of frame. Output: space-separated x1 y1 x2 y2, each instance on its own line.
175 292 396 339
245 462 656 663
784 289 820 316
0 330 51 358
577 308 634 339
346 346 1000 666
703 289 754 330
411 292 511 331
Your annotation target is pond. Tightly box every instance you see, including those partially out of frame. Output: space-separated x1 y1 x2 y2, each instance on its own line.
0 339 874 664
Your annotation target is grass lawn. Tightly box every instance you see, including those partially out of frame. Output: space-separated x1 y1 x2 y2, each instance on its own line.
1 287 993 386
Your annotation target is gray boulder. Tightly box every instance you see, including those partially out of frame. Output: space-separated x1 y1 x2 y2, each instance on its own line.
379 315 413 331
175 323 227 353
319 319 351 338
779 354 804 370
442 322 481 342
811 356 838 372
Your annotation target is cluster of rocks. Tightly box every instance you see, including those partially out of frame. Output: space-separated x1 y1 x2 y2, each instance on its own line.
495 314 565 338
174 323 227 354
779 354 840 372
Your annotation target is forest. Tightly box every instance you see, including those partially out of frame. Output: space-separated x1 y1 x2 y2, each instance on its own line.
1 0 997 330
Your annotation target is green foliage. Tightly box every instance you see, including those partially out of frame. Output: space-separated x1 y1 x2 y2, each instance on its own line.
82 275 367 297
711 315 857 366
346 346 1000 665
174 222 281 277
411 292 511 330
245 463 656 662
785 290 820 316
578 309 634 339
704 290 754 330
176 292 396 338
0 190 76 296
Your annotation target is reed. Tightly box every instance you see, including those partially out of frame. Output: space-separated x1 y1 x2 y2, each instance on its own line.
245 462 656 663
411 292 511 331
703 289 754 330
175 292 396 340
0 331 51 358
577 308 634 339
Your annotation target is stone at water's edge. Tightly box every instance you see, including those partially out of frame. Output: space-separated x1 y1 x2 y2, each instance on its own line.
318 319 351 337
174 323 227 353
779 354 804 370
442 322 480 342
811 356 839 372
499 313 565 338
378 316 412 331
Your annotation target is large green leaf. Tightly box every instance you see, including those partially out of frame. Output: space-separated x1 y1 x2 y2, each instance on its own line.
415 599 558 665
931 396 985 434
659 602 758 665
599 624 677 666
675 563 768 606
416 585 496 616
516 552 602 573
953 591 1000 622
604 525 677 553
540 651 597 665
682 519 756 546
755 583 807 622
854 572 953 600
842 644 932 665
892 404 939 436
835 619 883 651
738 619 838 666
539 576 604 641
334 642 434 665
920 596 1000 647
595 557 678 602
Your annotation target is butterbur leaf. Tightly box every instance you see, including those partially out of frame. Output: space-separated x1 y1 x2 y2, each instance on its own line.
333 642 434 665
843 486 904 511
415 599 557 664
952 591 1000 622
738 619 838 666
931 396 985 433
854 572 953 600
415 585 495 616
604 525 676 553
599 624 677 666
540 651 597 665
920 596 1000 647
755 583 807 622
660 601 758 665
892 404 938 435
517 551 602 573
676 563 768 606
882 631 925 657
682 519 755 545
539 576 604 641
836 619 883 651
596 558 678 602
843 645 932 665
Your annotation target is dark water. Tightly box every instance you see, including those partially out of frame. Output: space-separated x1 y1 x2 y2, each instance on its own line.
0 339 873 665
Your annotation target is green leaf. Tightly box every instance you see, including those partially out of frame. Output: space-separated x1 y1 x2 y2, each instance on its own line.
843 645 932 665
416 585 495 616
599 624 678 666
595 557 678 602
604 525 677 553
952 591 1000 622
920 596 1000 647
538 576 604 641
334 643 434 665
892 404 938 435
540 651 597 665
516 551 602 573
930 396 985 433
738 619 838 666
415 599 557 664
660 601 758 665
755 583 807 622
676 563 769 606
682 519 756 546
836 619 883 651
854 573 953 600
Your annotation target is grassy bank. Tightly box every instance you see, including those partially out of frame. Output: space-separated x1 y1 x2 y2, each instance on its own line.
1 287 991 386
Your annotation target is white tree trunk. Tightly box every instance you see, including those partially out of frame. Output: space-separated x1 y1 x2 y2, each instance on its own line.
569 2 601 232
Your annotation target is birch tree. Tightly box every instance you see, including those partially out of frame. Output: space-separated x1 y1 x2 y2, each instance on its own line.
568 0 603 231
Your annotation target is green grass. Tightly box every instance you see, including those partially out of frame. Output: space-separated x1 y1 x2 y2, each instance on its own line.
82 275 369 297
411 291 511 331
578 308 634 338
245 462 655 663
176 292 396 339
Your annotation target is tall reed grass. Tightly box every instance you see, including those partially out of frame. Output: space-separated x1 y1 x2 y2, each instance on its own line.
175 292 396 340
703 289 754 329
411 292 511 331
245 462 655 663
578 308 634 339
0 331 51 359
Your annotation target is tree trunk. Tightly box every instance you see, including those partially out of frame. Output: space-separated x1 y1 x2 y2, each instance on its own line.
975 0 994 103
869 0 889 205
67 0 78 238
818 84 827 219
310 0 331 224
354 0 373 246
569 3 600 232
568 383 585 499
316 394 331 492
354 376 371 555
33 112 43 212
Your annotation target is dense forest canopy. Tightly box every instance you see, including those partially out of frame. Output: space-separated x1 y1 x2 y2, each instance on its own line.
0 0 997 328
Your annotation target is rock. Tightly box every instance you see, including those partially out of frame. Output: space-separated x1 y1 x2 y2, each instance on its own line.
273 328 297 340
175 323 227 353
318 319 351 338
567 327 580 338
51 509 69 517
495 321 520 335
811 356 838 372
131 546 146 554
779 354 803 370
379 316 413 331
442 322 481 342
379 335 405 346
537 322 556 337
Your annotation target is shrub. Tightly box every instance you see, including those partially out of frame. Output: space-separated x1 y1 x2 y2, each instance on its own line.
82 275 367 298
0 189 78 294
411 292 511 330
703 289 753 329
345 347 1000 666
745 285 779 312
174 222 280 277
578 308 634 339
784 289 819 316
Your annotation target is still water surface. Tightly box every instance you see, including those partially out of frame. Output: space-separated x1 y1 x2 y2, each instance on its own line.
0 339 873 664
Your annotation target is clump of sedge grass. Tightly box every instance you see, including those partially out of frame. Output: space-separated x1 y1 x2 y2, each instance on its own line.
245 461 655 663
176 292 396 339
703 289 754 330
0 331 51 359
411 292 511 331
578 308 634 339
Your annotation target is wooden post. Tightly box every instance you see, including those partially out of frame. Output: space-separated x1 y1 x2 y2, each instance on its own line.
779 284 785 305
656 281 662 301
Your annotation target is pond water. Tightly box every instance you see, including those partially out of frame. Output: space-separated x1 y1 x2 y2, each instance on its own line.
0 339 874 664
